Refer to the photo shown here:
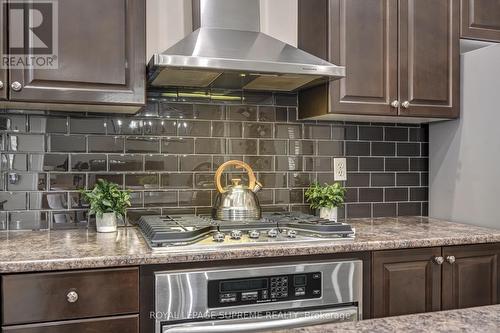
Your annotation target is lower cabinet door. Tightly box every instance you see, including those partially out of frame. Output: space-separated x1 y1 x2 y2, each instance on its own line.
372 247 442 318
442 243 500 310
1 315 138 333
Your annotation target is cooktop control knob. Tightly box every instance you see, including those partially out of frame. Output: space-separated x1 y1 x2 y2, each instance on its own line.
249 230 260 239
267 229 279 238
287 230 297 238
212 232 226 242
230 230 242 240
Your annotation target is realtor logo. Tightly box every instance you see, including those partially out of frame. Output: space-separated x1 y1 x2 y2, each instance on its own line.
2 0 58 69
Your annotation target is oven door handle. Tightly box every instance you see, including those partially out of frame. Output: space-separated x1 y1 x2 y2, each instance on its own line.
162 306 358 333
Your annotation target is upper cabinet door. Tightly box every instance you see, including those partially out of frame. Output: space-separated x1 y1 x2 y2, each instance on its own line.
399 0 460 118
0 2 7 100
298 0 398 119
461 0 500 42
329 0 399 116
442 243 499 311
8 0 145 106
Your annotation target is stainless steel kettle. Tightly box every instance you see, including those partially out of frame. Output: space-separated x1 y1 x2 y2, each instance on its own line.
212 160 262 221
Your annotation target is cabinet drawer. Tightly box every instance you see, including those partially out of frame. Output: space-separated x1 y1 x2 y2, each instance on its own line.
1 268 139 325
2 315 138 333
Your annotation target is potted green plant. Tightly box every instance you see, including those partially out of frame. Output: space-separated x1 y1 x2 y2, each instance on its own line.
80 179 131 232
305 182 347 222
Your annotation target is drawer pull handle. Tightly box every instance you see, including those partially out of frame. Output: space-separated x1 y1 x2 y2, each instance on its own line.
446 255 456 264
433 256 444 265
11 81 22 92
67 290 79 303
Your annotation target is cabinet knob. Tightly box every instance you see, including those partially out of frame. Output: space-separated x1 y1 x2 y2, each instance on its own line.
390 100 400 108
66 290 79 303
11 81 22 92
446 255 456 264
433 256 444 265
402 101 410 109
0 81 3 89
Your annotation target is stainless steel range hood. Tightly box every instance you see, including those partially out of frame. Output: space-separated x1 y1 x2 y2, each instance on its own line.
147 0 345 92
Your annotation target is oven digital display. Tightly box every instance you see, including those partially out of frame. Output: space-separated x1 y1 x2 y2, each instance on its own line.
294 275 306 286
220 278 268 292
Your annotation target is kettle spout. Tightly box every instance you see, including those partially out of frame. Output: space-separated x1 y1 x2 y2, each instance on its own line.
252 181 263 193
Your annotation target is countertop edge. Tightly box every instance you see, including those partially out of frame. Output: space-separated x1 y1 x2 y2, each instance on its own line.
270 304 500 333
1 233 499 273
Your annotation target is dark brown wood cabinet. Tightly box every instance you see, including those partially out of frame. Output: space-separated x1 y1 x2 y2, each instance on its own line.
299 0 399 118
461 0 500 42
298 0 460 122
442 243 500 310
1 268 139 332
399 0 460 118
373 243 500 318
2 0 145 112
372 247 442 318
2 315 139 333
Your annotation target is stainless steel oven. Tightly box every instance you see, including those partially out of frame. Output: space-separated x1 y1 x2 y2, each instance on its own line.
154 260 362 332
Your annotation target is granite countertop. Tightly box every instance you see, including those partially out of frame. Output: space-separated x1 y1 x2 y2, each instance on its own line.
1 216 500 273
271 305 500 333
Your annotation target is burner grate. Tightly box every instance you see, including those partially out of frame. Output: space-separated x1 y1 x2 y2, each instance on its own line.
137 212 355 248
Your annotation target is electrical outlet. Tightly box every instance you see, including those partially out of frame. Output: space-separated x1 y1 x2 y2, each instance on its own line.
333 158 347 181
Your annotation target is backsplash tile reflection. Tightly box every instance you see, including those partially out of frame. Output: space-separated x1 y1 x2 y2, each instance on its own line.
0 91 428 230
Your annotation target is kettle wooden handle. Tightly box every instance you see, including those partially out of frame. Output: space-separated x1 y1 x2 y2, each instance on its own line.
215 160 256 193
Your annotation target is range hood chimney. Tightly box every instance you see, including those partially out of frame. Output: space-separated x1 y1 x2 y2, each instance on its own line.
147 0 345 92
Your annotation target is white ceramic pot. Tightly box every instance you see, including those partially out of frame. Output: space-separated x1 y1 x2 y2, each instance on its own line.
319 207 338 222
96 212 118 233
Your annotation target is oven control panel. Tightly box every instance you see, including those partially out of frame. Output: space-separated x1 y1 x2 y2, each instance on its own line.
207 272 322 308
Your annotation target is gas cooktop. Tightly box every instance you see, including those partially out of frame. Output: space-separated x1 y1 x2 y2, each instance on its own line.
137 212 355 249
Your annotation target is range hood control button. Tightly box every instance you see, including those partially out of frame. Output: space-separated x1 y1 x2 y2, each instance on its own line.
249 230 260 239
230 230 242 240
267 229 278 238
213 232 226 242
287 230 297 238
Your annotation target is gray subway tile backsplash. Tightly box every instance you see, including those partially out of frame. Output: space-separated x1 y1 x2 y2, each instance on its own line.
109 155 143 172
126 137 160 153
70 118 107 134
228 139 257 155
397 143 420 156
49 173 86 191
49 135 85 152
0 93 429 229
71 154 107 172
145 155 178 172
227 105 257 121
8 211 48 230
259 140 286 155
30 116 67 134
398 202 422 216
1 153 28 171
359 126 384 141
0 192 27 210
373 203 397 218
161 138 194 154
275 124 302 139
289 140 315 156
30 154 69 172
385 127 409 141
8 134 45 152
88 136 124 153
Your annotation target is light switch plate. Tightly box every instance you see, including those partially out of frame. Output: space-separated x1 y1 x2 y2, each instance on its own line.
333 158 347 181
